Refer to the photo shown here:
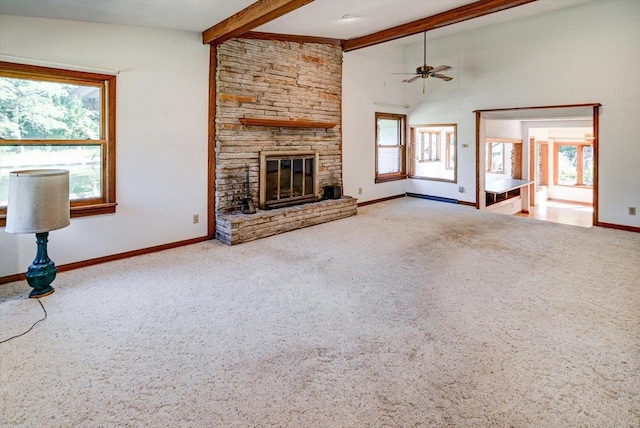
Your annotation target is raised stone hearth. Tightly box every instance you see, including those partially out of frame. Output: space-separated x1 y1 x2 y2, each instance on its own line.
216 197 357 245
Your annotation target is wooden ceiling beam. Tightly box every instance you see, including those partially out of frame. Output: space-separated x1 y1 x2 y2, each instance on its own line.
202 0 314 45
343 0 537 52
240 31 345 47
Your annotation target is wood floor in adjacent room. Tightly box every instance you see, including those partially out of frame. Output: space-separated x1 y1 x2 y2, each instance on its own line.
516 198 593 228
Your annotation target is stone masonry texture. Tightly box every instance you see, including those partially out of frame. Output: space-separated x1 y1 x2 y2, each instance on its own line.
214 38 351 244
215 38 343 215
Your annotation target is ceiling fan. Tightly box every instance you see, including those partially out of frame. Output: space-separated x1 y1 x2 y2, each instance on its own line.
396 32 453 93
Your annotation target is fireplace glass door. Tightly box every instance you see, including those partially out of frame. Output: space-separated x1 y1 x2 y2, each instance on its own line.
260 151 318 209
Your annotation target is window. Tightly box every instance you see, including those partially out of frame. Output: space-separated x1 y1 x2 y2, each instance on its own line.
537 142 549 186
375 112 406 183
486 142 505 173
0 62 116 226
446 132 455 170
419 131 440 162
554 142 593 187
409 124 457 182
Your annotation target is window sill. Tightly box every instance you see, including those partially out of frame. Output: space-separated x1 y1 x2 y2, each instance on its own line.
409 175 456 184
554 184 593 189
0 203 116 227
375 174 407 184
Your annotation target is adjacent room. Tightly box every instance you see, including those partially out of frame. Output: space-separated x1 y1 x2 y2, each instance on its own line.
1 0 639 426
477 107 597 227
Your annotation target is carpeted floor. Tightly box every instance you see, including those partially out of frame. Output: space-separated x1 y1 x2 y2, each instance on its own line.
1 197 639 427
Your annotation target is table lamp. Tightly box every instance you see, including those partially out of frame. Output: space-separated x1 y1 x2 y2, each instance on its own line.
5 170 70 298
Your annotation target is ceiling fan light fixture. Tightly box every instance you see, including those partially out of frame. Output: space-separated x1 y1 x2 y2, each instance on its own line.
400 31 453 88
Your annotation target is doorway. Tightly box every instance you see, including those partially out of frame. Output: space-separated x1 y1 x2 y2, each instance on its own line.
474 104 600 227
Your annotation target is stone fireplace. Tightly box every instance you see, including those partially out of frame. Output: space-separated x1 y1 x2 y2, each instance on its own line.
213 38 356 245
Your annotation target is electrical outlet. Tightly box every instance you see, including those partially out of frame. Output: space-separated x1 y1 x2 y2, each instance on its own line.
358 187 363 195
193 214 199 224
630 207 636 216
458 186 465 193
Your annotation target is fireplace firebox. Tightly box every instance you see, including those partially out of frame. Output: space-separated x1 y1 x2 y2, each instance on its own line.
259 151 319 209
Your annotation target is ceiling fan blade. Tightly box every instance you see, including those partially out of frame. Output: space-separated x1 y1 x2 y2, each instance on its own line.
430 65 452 73
432 74 453 81
392 73 419 75
404 75 421 83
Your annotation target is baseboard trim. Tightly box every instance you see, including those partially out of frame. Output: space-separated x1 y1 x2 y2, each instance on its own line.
0 273 24 285
0 235 211 285
594 222 640 233
357 194 406 207
407 193 458 204
457 200 476 207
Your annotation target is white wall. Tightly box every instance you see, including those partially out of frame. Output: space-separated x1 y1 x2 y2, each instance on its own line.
396 0 639 225
0 15 210 277
342 44 408 202
486 120 523 140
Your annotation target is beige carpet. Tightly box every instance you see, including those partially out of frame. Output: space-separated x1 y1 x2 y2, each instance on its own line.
1 197 639 427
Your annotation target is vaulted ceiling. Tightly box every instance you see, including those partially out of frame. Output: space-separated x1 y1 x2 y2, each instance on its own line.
0 0 592 47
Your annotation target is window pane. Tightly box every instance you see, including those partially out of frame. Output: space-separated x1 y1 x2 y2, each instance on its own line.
0 145 102 204
558 145 577 185
433 134 441 161
0 76 101 140
448 135 455 170
420 133 428 161
378 147 401 174
378 119 399 145
491 143 504 172
582 146 594 186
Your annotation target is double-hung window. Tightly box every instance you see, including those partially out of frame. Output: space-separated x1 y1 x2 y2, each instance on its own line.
0 62 116 226
375 112 406 183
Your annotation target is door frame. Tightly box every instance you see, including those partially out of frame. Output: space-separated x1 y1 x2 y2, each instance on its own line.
474 103 601 224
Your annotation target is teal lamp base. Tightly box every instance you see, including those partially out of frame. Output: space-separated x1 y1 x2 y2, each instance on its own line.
25 232 57 299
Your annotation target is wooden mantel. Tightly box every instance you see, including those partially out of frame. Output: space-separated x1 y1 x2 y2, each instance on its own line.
239 117 337 129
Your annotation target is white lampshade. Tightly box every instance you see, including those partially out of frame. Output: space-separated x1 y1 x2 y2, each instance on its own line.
5 169 71 234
